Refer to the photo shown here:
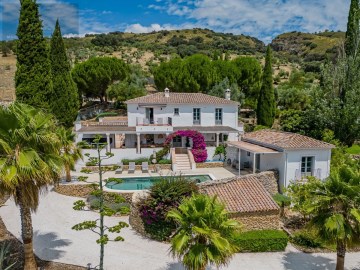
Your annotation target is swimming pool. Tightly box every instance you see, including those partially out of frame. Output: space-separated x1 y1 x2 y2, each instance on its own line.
105 175 213 190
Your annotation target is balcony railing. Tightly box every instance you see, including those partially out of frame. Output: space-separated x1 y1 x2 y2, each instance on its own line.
136 117 172 126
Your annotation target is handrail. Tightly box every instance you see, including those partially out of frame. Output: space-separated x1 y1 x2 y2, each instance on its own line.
187 149 196 170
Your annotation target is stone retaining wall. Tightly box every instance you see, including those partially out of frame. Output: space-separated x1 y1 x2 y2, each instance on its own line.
196 162 224 168
231 210 280 231
129 192 149 237
54 184 134 203
254 171 279 196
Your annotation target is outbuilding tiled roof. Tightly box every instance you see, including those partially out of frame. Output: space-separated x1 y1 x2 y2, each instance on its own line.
125 92 239 105
243 129 335 150
199 176 279 213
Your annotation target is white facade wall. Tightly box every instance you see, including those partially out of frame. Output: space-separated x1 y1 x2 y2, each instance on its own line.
127 103 239 129
77 147 166 166
285 149 331 186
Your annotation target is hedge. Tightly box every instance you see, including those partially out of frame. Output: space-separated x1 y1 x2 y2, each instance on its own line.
121 158 149 165
234 230 288 252
95 112 118 120
158 159 171 164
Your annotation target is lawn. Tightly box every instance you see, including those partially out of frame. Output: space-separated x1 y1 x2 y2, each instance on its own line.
346 144 360 155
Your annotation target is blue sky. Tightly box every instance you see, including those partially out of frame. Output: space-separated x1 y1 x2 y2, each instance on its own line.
0 0 350 43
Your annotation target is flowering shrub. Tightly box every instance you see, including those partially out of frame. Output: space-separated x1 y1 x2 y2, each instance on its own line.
164 130 208 162
137 177 199 241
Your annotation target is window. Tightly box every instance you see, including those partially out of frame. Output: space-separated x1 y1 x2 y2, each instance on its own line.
193 108 201 125
301 156 313 177
215 108 222 125
174 108 179 116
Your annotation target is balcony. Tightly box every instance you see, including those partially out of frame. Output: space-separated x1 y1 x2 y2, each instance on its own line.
136 117 172 126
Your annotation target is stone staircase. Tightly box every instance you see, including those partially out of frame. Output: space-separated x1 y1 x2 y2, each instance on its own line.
175 153 192 171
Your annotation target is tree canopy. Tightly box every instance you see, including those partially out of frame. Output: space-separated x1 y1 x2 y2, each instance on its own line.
256 45 275 127
72 57 129 103
152 54 261 107
50 20 80 127
15 0 54 111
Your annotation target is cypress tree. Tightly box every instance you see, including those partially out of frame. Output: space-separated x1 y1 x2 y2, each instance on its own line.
256 45 275 127
50 20 79 127
345 0 360 56
15 0 53 110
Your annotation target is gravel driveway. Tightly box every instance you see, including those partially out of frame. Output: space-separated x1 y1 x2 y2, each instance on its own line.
1 190 360 270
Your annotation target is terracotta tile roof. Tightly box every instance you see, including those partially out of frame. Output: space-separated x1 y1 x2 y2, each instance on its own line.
125 92 239 105
199 176 279 213
243 129 335 150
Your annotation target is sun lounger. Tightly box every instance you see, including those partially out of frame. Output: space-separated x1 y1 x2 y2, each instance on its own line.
142 162 149 173
128 162 135 173
115 162 123 174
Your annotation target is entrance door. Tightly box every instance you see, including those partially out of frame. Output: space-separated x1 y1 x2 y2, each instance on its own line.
145 108 154 124
172 136 182 147
256 154 260 171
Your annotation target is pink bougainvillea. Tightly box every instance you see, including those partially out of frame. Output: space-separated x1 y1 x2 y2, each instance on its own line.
164 130 207 163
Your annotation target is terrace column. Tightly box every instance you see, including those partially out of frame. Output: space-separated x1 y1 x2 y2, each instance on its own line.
136 133 141 154
216 132 220 147
106 133 110 152
253 153 256 174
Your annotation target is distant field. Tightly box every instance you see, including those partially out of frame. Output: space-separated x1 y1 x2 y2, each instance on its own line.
0 54 16 101
346 144 360 155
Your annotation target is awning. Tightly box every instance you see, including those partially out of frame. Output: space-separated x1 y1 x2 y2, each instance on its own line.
227 141 279 153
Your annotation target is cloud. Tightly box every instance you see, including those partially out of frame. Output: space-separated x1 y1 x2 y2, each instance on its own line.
124 23 175 33
149 0 350 42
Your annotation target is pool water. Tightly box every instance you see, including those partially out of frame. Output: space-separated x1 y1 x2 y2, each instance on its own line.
105 175 212 190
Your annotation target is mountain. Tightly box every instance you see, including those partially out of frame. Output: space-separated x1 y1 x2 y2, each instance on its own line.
271 31 345 71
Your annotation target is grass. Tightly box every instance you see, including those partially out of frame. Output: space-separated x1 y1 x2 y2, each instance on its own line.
346 144 360 155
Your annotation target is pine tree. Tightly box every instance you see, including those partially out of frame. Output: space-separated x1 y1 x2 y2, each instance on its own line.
345 0 360 56
256 45 275 127
50 20 80 127
15 0 53 110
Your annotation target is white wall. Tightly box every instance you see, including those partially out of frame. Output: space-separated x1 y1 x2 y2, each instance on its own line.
127 103 239 129
285 149 331 186
77 147 166 166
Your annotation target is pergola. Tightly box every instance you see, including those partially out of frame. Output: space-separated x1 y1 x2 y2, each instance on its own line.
227 141 279 176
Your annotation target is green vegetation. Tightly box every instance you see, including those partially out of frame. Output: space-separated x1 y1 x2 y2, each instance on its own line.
95 112 118 120
0 103 64 270
72 57 129 103
213 144 226 161
72 136 128 270
167 194 241 270
15 0 54 112
158 159 171 164
88 195 130 215
257 46 275 127
153 54 261 108
291 230 322 249
50 20 80 127
57 127 82 182
234 230 288 252
0 242 16 270
138 178 199 241
346 144 360 155
287 164 360 270
121 158 149 165
345 0 360 56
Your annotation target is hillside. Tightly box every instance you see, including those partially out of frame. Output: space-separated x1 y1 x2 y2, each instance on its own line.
271 31 345 71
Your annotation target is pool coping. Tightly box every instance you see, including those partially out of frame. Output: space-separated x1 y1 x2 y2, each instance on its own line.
103 172 216 193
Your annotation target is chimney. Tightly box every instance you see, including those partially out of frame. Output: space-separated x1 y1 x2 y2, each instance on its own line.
225 88 231 100
164 87 170 98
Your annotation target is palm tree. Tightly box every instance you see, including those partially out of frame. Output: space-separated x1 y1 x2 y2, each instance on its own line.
57 127 82 182
297 164 360 270
167 194 241 270
0 103 64 270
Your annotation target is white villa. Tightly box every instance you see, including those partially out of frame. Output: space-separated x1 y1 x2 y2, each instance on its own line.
75 88 334 189
75 88 242 168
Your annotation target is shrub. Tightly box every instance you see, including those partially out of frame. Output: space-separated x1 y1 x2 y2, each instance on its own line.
95 112 118 120
155 147 169 162
272 193 291 207
121 158 149 165
158 159 171 164
291 231 322 248
138 177 199 241
234 230 288 252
